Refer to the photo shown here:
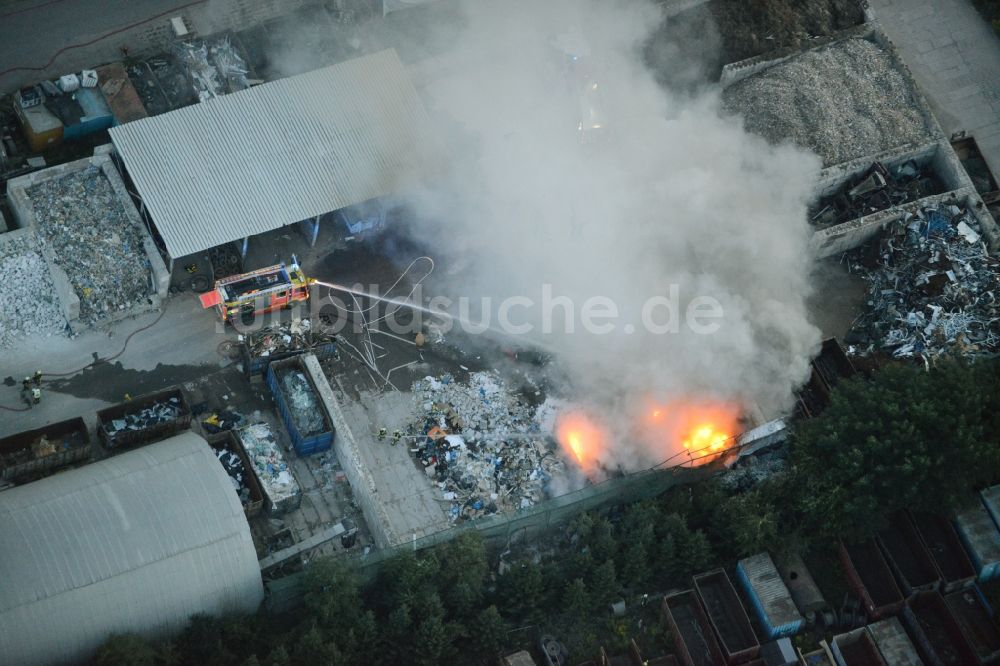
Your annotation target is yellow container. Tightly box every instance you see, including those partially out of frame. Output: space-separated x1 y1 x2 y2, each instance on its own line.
15 103 64 153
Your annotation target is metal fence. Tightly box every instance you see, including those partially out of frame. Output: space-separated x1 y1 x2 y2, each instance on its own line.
263 461 718 614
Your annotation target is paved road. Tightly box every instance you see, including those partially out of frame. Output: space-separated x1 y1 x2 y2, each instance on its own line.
871 0 1000 176
0 293 231 437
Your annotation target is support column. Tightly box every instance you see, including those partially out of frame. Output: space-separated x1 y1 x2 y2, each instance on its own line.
241 236 249 259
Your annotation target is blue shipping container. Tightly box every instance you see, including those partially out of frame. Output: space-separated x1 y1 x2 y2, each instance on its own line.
736 553 805 639
266 358 333 456
62 87 114 140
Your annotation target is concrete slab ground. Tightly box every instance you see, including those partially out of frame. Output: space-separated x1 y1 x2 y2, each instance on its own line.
871 0 1000 177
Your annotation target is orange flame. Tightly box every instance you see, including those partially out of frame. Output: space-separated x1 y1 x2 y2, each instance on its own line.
556 411 608 475
640 399 739 466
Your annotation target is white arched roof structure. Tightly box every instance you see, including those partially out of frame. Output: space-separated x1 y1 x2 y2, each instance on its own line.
0 431 263 665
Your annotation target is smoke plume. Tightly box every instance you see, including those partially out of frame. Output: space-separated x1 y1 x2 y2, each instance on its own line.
397 0 822 470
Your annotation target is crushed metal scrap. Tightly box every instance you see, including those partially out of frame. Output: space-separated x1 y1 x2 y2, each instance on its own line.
408 372 567 522
244 318 333 358
845 202 1000 359
811 160 944 228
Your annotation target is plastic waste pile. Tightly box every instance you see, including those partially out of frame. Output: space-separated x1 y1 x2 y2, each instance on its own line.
409 372 566 522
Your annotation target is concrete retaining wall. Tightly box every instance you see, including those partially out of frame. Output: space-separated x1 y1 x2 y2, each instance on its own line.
303 353 395 549
4 149 169 329
810 140 982 257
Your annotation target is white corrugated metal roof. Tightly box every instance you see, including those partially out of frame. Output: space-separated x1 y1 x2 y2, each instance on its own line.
0 432 263 665
110 49 434 258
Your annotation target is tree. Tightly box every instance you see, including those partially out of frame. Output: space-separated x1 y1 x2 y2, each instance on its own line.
471 605 508 661
588 516 617 563
727 488 780 557
497 560 545 624
175 614 234 666
413 614 456 666
588 559 618 610
92 633 162 666
303 559 363 629
561 578 590 621
436 531 488 615
618 541 650 590
790 360 1000 542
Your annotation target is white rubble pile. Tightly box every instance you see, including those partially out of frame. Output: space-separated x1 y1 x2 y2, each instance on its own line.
27 166 151 325
409 371 567 522
238 423 301 512
0 236 67 349
723 38 930 166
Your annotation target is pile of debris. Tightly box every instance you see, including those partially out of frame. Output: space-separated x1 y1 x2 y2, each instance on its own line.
103 397 183 439
238 422 300 509
408 372 566 521
811 160 944 227
214 446 253 506
174 36 250 102
723 38 929 166
245 318 333 358
278 369 325 436
27 166 151 325
0 235 67 349
845 202 1000 358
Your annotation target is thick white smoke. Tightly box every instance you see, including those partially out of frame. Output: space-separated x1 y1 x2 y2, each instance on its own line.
399 0 822 469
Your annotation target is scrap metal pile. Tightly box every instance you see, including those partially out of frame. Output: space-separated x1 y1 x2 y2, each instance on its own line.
245 318 333 358
811 160 944 227
27 167 151 325
174 36 250 102
214 446 253 506
238 423 300 507
278 369 325 436
0 235 67 349
103 397 183 440
723 38 929 166
409 372 566 522
845 202 1000 358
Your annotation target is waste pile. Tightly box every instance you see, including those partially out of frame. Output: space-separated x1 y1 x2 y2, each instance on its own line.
723 38 929 166
1 431 84 466
174 36 250 102
845 202 1000 358
27 167 151 325
238 423 300 510
278 369 325 436
409 372 566 522
245 318 334 358
214 446 253 507
103 397 183 440
0 235 67 349
811 160 944 227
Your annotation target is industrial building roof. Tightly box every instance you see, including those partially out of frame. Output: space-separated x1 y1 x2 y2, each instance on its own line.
0 432 263 665
110 48 434 259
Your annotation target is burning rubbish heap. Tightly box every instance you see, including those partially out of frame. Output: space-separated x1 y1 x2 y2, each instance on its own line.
409 372 567 521
811 160 944 227
238 423 300 511
214 446 254 507
723 38 929 166
0 236 67 349
278 369 325 436
27 166 152 325
103 396 183 442
845 202 1000 358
